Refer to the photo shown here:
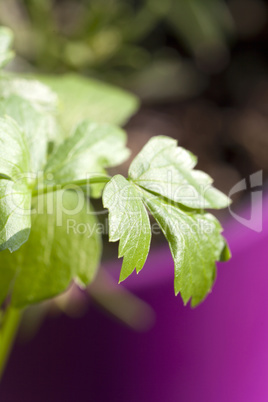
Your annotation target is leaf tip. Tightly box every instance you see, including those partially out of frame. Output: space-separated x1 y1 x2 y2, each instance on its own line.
219 241 232 262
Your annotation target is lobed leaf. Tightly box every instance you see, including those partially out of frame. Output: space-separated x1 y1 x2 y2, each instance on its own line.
103 135 231 306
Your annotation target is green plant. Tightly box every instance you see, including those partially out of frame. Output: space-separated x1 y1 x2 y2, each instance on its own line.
0 0 233 77
0 27 230 379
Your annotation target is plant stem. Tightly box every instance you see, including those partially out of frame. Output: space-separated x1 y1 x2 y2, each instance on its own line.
32 176 111 197
0 307 22 381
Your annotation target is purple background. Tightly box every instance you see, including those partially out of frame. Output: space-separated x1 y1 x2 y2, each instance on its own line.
0 196 267 401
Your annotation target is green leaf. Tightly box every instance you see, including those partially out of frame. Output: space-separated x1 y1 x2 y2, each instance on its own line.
0 179 31 253
103 175 151 282
0 116 30 181
35 74 139 133
44 120 130 196
0 93 63 253
0 73 60 143
144 193 228 307
0 95 52 172
129 136 230 209
0 115 33 252
0 190 101 308
0 103 54 252
103 135 231 306
0 74 58 113
0 27 14 69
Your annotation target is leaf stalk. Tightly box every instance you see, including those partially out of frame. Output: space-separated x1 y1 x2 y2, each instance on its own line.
0 306 22 381
31 176 111 197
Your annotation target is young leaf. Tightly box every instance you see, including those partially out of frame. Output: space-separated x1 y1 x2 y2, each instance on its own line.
103 135 231 306
0 27 14 69
0 191 101 308
44 120 130 196
103 175 151 282
129 136 230 209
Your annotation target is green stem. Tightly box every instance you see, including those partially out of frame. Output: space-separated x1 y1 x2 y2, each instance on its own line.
0 307 22 381
32 176 111 198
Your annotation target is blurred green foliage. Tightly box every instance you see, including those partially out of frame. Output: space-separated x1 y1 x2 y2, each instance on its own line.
0 0 234 99
36 73 139 132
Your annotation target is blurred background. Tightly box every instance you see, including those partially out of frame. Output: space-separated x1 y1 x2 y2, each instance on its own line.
0 1 268 401
1 0 267 202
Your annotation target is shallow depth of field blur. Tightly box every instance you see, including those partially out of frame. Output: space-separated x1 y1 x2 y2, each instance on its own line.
1 0 267 211
0 1 268 401
1 0 268 199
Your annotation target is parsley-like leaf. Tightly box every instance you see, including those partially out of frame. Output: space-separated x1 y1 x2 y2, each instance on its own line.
103 136 231 306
